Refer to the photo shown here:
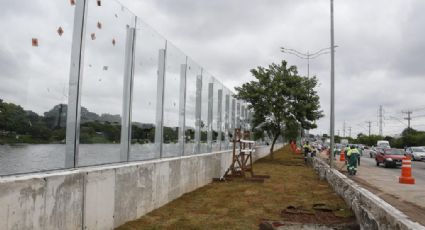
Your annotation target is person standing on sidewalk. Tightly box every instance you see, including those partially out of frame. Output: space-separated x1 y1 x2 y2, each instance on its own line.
303 141 313 163
347 145 360 175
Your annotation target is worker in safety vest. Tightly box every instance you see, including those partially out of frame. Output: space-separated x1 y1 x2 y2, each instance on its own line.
347 145 360 175
303 141 314 163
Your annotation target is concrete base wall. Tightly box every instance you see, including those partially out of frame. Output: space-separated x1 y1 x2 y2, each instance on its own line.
312 157 425 230
0 144 281 230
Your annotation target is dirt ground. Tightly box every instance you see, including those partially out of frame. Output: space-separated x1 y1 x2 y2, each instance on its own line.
116 146 356 230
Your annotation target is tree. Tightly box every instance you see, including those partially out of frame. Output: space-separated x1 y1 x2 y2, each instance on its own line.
235 60 323 158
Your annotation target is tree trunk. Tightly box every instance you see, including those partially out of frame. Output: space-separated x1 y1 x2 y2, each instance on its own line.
269 133 280 159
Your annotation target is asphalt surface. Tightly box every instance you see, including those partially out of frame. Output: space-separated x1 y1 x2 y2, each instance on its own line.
360 155 425 182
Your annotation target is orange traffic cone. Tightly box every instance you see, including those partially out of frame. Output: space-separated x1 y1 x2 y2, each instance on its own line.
399 156 415 184
339 150 345 161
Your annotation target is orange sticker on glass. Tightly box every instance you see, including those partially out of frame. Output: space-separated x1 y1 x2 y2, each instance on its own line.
70 0 75 5
32 38 39 47
57 27 64 36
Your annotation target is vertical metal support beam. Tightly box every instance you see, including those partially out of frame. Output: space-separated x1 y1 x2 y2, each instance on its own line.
155 47 167 157
224 94 230 150
231 98 236 131
236 102 241 128
207 82 214 152
194 74 202 154
217 89 223 150
120 26 136 162
65 0 88 168
330 0 335 168
178 62 187 156
241 104 245 131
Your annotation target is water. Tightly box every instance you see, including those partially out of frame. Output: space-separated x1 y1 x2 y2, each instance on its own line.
0 142 235 176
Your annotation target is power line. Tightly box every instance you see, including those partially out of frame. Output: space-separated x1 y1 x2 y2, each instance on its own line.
402 110 413 128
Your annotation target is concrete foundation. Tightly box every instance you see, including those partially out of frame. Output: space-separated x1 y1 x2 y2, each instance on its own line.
312 157 425 230
0 144 280 230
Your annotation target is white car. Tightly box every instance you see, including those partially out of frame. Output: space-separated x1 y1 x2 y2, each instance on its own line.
405 147 425 161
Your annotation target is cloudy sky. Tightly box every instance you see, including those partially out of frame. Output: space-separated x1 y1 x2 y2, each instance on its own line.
118 0 425 137
1 0 425 138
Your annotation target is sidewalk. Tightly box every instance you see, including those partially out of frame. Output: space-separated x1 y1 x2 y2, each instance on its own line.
116 146 356 229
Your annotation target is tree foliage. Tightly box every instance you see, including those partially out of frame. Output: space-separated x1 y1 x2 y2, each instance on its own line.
235 60 324 157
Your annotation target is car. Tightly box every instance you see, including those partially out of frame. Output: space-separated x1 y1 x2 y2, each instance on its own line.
370 146 389 158
405 147 425 161
375 148 405 168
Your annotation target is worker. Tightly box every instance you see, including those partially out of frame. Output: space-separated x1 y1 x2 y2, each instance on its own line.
303 141 314 163
356 145 362 166
347 145 360 175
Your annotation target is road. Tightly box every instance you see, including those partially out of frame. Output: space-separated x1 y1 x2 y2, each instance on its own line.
328 153 425 225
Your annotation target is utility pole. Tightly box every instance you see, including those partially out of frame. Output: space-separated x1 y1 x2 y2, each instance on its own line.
378 105 383 136
366 121 372 136
343 121 346 137
329 0 335 168
337 130 340 136
402 110 412 128
348 127 352 138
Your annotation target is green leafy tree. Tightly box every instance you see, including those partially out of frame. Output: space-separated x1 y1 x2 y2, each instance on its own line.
236 60 323 158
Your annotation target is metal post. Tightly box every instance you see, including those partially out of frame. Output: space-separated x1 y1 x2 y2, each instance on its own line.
307 51 310 78
207 82 214 152
65 0 88 168
178 62 187 156
231 98 236 130
155 46 167 157
330 0 335 168
224 94 230 150
217 89 223 150
120 25 136 161
236 102 241 128
194 74 202 154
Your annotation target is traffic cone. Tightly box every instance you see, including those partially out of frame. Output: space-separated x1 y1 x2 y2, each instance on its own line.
399 156 415 184
339 150 345 161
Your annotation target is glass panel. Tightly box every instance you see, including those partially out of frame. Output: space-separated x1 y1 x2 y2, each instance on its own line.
200 73 212 153
130 19 166 161
184 58 202 155
78 0 136 166
0 0 74 175
162 43 186 158
222 88 231 150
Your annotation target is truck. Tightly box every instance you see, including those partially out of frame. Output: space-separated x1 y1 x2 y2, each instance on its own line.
340 139 349 146
376 140 390 149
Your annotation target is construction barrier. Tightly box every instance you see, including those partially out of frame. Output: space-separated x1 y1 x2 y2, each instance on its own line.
399 156 415 184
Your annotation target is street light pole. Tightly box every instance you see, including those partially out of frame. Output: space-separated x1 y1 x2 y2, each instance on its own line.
281 46 336 78
330 0 335 168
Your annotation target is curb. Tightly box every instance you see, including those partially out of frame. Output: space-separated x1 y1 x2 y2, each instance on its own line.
312 157 425 230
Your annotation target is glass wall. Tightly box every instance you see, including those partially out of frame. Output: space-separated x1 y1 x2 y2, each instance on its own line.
184 58 202 155
0 0 251 176
130 19 166 161
0 0 74 175
78 0 136 166
162 43 186 158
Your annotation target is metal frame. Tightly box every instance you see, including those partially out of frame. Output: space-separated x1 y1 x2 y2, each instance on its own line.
217 89 223 150
65 0 88 168
194 73 202 154
207 82 214 152
155 46 167 157
120 25 137 161
178 62 188 156
231 97 236 131
236 101 241 128
224 93 230 150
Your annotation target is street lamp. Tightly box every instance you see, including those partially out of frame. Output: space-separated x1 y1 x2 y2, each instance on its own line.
280 46 337 78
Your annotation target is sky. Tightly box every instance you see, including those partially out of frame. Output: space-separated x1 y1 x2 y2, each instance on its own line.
1 0 425 137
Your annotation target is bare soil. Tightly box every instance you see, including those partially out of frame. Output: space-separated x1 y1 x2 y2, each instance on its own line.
116 146 355 230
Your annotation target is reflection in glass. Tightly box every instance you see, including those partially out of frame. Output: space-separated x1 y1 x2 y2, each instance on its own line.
0 0 74 175
78 0 136 166
130 19 166 161
184 59 202 155
162 43 186 158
